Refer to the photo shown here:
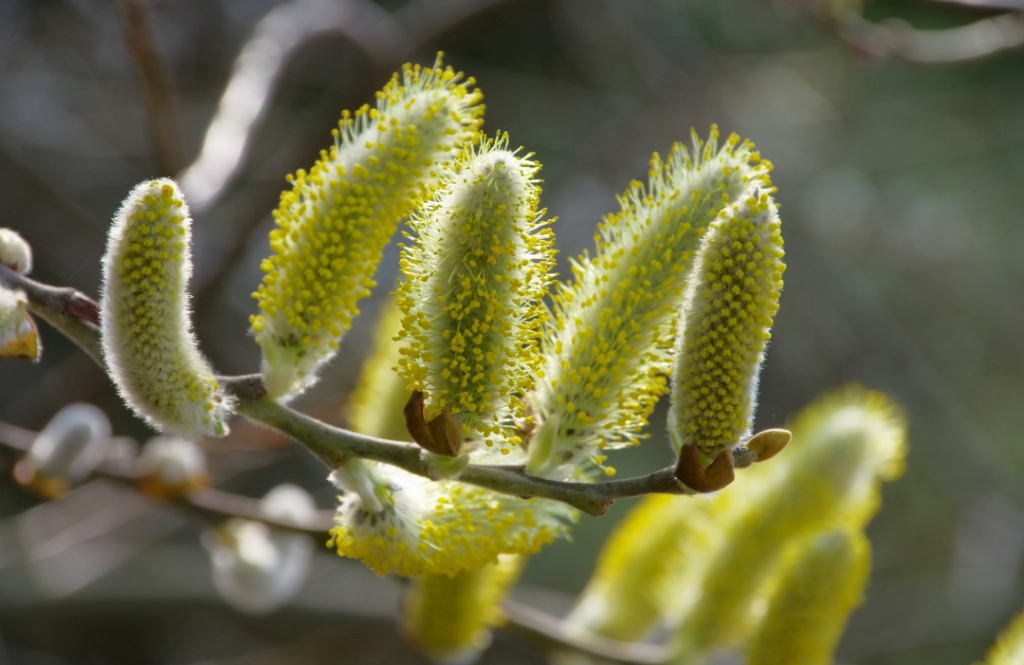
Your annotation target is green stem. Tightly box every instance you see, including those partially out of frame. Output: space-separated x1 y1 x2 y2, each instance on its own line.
6 265 688 517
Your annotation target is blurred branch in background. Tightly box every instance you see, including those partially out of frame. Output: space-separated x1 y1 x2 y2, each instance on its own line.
801 0 1024 62
0 419 333 536
114 0 185 176
917 0 1024 10
184 0 515 308
177 0 399 215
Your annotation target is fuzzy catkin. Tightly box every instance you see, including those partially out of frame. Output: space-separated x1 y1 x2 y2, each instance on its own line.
565 494 721 642
403 555 524 661
669 190 785 463
746 528 870 665
529 127 774 478
672 386 906 661
101 179 232 437
394 135 554 449
328 462 576 577
251 56 484 399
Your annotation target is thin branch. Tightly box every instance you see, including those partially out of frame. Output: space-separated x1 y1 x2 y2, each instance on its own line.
501 599 671 665
0 419 334 536
4 266 688 517
912 0 1024 12
0 264 103 367
177 0 402 215
114 0 185 175
816 5 1024 62
223 374 684 517
188 0 518 305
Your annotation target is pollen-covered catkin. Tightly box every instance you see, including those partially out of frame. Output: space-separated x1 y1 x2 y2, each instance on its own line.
394 135 554 448
251 56 484 399
328 462 575 577
672 386 906 660
669 191 785 463
346 301 411 442
100 179 231 437
565 494 722 642
403 554 524 662
746 528 870 665
529 127 774 478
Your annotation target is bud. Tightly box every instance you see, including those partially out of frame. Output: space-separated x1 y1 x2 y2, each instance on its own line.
0 227 33 274
14 403 111 498
0 287 39 361
403 554 524 665
669 190 785 477
251 55 484 399
672 386 906 660
528 127 774 478
136 435 209 498
100 179 232 437
205 484 317 615
394 134 554 452
746 528 870 665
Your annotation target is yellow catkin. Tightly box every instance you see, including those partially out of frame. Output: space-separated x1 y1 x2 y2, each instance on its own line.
747 528 870 665
347 304 528 657
670 191 785 463
337 298 574 578
528 127 773 479
566 494 720 642
980 603 1024 665
345 301 411 442
100 179 232 437
251 55 484 399
403 554 524 660
328 459 575 576
394 134 554 447
671 386 906 661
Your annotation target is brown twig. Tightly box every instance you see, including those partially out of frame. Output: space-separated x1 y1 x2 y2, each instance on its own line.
114 0 185 175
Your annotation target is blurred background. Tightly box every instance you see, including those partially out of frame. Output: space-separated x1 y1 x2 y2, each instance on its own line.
1 0 1023 663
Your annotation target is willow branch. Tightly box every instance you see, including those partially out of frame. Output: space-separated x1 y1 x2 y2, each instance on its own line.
914 0 1024 11
501 600 671 665
820 7 1024 63
114 0 184 175
177 0 402 215
0 419 333 536
4 266 688 517
0 264 103 366
223 374 683 516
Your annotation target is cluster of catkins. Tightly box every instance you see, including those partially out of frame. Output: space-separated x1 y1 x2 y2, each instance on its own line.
92 53 787 641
